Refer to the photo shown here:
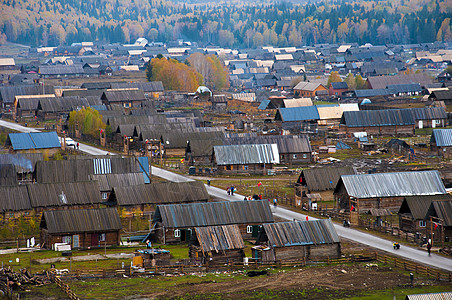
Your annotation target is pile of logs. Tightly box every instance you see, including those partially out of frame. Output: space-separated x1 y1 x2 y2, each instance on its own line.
0 267 51 295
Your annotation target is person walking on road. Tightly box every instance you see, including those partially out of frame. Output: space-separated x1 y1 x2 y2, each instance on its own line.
273 198 277 208
427 241 432 256
226 187 230 196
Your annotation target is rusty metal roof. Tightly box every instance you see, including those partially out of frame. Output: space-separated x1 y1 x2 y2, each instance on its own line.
153 200 274 228
260 219 340 247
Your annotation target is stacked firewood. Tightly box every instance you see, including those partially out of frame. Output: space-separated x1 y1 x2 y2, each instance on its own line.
0 267 51 295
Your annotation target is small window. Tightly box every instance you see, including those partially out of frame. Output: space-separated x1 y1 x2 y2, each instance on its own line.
102 192 108 200
246 225 252 234
62 236 72 244
98 233 106 242
419 220 426 227
293 154 297 159
174 229 181 238
244 165 248 170
302 154 308 159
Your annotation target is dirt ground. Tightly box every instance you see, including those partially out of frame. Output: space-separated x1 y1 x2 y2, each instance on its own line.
141 264 439 300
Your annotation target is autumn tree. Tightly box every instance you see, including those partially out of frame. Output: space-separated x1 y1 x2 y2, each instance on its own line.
345 73 356 90
327 71 342 88
149 57 202 92
68 107 106 139
187 53 229 91
355 75 366 90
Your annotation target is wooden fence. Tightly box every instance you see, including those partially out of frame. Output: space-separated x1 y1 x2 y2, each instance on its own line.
375 253 452 282
48 270 79 300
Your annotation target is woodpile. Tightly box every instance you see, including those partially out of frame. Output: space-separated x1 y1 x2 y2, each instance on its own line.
0 267 51 295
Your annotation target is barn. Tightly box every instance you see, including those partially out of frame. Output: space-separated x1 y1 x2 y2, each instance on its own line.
254 219 340 263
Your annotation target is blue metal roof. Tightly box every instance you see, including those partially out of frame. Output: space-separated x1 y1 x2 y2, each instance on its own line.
432 129 452 147
137 156 150 183
258 99 271 110
277 106 320 122
8 132 61 150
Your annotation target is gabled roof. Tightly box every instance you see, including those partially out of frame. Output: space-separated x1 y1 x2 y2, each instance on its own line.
316 105 342 120
276 106 320 122
428 90 452 101
399 194 452 220
335 171 446 198
8 132 60 150
331 81 348 89
195 225 245 252
0 85 55 104
110 81 164 92
112 181 209 206
41 208 122 234
39 65 85 75
341 109 415 127
293 81 326 92
299 167 356 191
259 219 340 247
366 74 432 89
213 144 280 165
0 185 31 212
102 89 146 102
431 129 452 147
283 98 313 108
153 200 274 228
432 201 452 226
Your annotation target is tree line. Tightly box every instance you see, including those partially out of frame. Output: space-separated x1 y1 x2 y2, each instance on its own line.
1 0 451 47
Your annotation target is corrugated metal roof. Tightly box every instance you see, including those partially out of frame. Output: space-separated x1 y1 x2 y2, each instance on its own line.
153 200 274 228
300 167 356 191
405 291 452 300
113 181 209 206
431 129 452 147
102 89 146 102
261 219 340 247
39 65 85 75
337 171 446 199
276 106 320 122
213 144 279 165
8 132 61 150
195 225 245 252
42 207 122 234
258 100 271 110
1 85 55 104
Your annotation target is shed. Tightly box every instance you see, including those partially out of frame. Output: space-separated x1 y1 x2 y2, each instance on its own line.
152 200 273 243
101 89 146 108
40 207 122 249
431 128 452 158
190 225 245 265
254 219 340 262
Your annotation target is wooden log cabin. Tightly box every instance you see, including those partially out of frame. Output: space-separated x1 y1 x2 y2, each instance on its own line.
253 219 341 262
40 207 122 249
334 171 447 225
152 200 274 244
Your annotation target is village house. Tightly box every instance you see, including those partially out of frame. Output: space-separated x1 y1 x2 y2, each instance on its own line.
274 106 320 131
101 89 146 108
334 171 447 220
39 207 122 249
329 81 348 96
6 132 61 153
295 166 356 208
212 144 280 174
152 200 273 244
293 81 328 97
89 172 146 202
398 194 452 235
190 225 245 266
253 219 341 263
